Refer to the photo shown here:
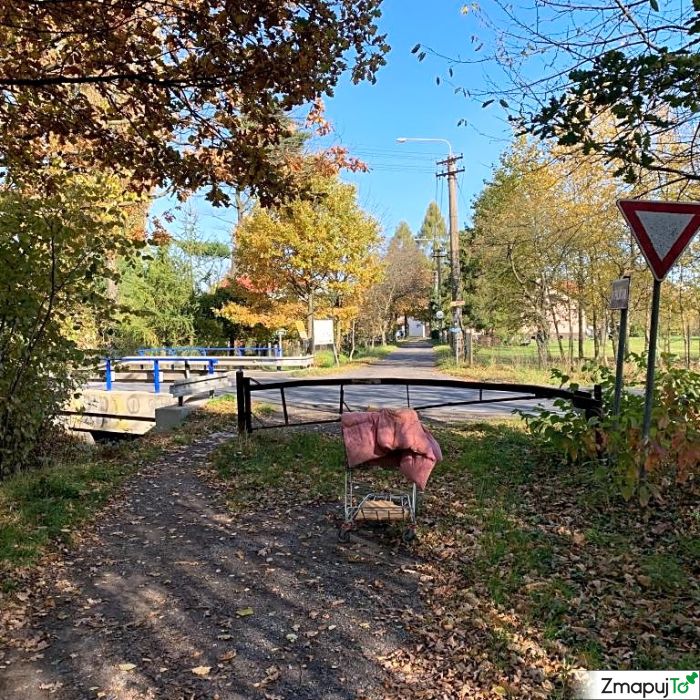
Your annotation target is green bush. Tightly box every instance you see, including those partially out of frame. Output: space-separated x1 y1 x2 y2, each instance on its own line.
520 356 700 504
0 172 137 478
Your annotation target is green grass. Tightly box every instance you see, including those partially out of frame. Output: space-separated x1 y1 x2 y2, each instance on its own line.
0 446 157 580
0 398 239 584
207 419 698 679
416 421 699 674
473 335 699 365
291 344 398 375
212 430 346 509
436 336 700 385
208 393 237 406
640 553 688 592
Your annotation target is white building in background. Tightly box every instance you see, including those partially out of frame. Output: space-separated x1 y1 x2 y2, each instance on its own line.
405 317 427 338
397 316 428 338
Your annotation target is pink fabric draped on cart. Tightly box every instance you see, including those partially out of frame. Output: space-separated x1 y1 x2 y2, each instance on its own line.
340 409 442 491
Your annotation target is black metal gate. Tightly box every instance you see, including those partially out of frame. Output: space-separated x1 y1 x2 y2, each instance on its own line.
235 369 603 434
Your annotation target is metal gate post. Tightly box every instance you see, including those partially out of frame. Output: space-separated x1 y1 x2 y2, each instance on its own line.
236 369 246 434
244 376 253 433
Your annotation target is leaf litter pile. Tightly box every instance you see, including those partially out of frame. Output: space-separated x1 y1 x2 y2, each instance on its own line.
213 422 698 699
380 423 698 699
0 418 697 699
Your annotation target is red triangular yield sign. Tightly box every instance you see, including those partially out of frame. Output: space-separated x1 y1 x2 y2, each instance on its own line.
618 199 700 281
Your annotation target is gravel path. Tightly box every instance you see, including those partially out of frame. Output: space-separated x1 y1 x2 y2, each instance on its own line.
0 431 421 700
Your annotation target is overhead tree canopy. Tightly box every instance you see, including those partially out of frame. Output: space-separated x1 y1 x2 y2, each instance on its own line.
0 0 389 204
417 1 700 189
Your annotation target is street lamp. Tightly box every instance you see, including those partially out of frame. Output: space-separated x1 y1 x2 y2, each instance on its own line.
396 137 453 156
397 136 464 362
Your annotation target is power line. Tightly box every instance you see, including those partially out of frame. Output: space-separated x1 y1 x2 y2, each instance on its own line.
456 175 472 224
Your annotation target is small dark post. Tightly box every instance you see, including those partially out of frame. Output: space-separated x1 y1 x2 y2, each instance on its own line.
105 358 113 391
244 376 253 433
236 369 245 435
593 384 603 416
153 359 160 393
612 276 631 419
592 384 605 458
613 305 629 419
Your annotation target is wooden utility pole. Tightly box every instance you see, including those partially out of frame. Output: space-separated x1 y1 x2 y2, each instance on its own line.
432 246 447 341
437 154 465 361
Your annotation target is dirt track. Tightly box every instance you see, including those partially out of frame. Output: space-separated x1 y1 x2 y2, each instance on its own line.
0 431 421 700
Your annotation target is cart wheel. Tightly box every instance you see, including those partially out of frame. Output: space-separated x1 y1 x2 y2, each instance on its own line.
337 524 352 543
402 527 416 543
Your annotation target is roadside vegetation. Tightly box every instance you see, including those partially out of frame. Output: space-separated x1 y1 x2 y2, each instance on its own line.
289 344 398 377
211 423 699 697
0 400 237 586
436 337 700 387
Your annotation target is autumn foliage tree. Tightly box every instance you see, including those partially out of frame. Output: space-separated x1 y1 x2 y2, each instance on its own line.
220 176 381 353
358 223 432 344
0 1 388 204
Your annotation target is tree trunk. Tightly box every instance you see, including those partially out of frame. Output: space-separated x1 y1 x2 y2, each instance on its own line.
577 255 585 361
552 311 565 361
600 312 608 364
644 307 650 353
307 291 315 355
332 340 340 366
535 327 549 368
332 319 341 366
577 302 585 361
567 296 574 369
592 307 599 360
349 321 357 360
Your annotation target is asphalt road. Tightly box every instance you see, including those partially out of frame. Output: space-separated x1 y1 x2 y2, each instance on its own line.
86 342 562 423
236 341 556 425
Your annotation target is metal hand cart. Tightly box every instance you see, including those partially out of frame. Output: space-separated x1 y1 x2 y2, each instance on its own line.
337 461 418 543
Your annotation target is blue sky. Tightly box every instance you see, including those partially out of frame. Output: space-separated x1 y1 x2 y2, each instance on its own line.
154 0 513 244
319 0 512 236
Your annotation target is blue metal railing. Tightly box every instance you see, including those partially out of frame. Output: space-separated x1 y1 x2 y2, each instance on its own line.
103 357 218 393
102 344 294 393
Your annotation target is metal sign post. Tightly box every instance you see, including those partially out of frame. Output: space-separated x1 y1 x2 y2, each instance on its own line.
641 279 661 445
609 277 631 419
617 199 700 480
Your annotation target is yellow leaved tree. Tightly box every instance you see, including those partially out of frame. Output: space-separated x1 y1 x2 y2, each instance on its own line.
219 176 381 356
